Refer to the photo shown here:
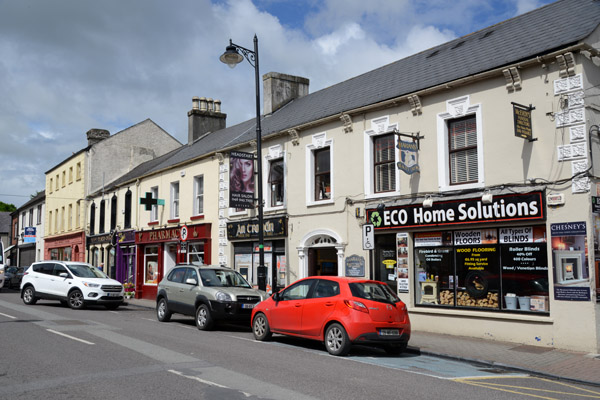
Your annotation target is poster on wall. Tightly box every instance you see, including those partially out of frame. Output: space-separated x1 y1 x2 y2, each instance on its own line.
229 151 255 209
550 222 591 301
414 231 452 247
396 233 409 292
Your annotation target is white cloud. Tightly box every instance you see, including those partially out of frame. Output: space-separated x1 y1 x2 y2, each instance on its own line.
315 23 366 57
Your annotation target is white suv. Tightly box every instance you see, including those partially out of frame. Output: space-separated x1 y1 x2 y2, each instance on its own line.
21 261 124 310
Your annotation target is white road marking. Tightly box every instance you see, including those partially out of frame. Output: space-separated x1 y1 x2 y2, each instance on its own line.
0 311 17 319
46 329 95 345
168 369 252 397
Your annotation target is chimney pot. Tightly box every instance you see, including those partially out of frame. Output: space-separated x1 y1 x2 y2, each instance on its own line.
199 97 207 111
214 100 222 113
207 98 214 112
192 96 200 110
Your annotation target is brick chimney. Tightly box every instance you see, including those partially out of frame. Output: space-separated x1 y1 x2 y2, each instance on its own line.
86 129 110 146
188 96 227 144
263 72 309 115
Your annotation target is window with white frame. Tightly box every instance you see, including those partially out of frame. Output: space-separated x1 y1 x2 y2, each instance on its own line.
194 175 204 215
151 186 159 221
374 133 396 193
28 209 33 227
437 96 483 191
37 204 42 225
306 133 333 204
363 117 400 198
449 116 478 185
170 182 179 219
268 158 284 207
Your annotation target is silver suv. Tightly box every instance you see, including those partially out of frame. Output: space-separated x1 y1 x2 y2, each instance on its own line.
21 261 124 310
156 264 267 330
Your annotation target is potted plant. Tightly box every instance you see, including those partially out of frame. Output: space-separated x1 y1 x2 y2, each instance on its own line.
123 282 135 299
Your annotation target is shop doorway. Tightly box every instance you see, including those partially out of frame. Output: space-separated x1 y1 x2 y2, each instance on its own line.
374 234 398 292
308 247 338 276
164 243 177 278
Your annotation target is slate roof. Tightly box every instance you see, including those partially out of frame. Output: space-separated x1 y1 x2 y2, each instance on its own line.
106 0 600 190
0 212 11 235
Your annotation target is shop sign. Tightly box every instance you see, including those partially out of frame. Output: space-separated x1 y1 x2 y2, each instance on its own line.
366 191 545 230
87 233 112 245
592 196 600 213
115 230 136 244
345 255 365 277
512 102 535 141
137 225 203 244
227 217 287 240
454 229 498 245
229 151 255 209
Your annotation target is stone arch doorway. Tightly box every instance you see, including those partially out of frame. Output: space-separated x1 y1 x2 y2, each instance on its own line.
297 229 345 279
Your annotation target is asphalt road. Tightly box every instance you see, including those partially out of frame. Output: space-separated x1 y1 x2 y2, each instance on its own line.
0 288 598 400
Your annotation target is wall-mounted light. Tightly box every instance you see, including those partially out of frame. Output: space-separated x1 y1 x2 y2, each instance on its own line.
423 196 433 208
482 191 493 204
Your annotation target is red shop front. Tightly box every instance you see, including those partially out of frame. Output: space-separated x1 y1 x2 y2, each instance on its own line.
135 223 211 299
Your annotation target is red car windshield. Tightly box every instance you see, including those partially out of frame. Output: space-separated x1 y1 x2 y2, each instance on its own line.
349 282 400 304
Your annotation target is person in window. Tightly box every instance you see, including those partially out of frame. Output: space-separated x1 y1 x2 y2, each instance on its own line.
231 158 255 193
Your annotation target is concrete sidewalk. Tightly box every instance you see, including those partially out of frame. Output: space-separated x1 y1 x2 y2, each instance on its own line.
125 298 600 386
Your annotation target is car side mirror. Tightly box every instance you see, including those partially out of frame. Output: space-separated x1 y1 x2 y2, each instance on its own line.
185 278 198 286
59 273 69 278
272 292 280 302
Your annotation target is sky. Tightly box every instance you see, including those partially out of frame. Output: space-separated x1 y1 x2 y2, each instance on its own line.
0 0 554 209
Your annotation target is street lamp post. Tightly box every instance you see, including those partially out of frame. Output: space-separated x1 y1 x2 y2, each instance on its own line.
220 35 268 292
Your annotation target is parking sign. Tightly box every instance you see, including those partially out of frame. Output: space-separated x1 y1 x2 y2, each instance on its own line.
362 224 374 250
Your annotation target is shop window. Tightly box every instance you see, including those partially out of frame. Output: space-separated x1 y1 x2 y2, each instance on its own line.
268 158 284 207
187 243 205 265
414 227 549 313
144 246 159 285
194 175 204 216
170 181 179 219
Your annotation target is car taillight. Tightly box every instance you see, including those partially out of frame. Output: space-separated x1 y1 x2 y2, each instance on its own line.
344 299 369 313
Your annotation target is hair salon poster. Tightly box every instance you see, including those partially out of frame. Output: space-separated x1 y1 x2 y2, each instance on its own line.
550 222 591 301
229 151 255 209
396 233 409 292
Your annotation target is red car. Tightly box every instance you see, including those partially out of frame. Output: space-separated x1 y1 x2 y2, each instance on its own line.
251 277 411 356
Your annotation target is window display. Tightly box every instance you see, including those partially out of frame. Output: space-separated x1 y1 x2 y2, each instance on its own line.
414 226 549 313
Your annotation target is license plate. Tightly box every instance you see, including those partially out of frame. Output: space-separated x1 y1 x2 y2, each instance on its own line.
379 329 399 336
106 292 120 297
241 303 256 309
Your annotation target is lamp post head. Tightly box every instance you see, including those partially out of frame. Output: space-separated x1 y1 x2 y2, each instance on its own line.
220 41 244 68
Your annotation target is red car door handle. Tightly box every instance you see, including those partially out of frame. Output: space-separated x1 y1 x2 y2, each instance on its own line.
325 302 335 306
294 303 302 307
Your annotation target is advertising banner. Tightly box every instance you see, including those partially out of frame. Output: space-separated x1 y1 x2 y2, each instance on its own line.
24 227 36 243
550 221 590 301
396 233 409 292
229 151 255 209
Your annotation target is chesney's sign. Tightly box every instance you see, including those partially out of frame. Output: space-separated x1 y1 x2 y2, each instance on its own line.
367 191 545 230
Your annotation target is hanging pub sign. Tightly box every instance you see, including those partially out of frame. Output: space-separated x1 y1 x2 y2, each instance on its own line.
229 151 256 209
512 102 536 141
397 140 420 174
366 191 545 230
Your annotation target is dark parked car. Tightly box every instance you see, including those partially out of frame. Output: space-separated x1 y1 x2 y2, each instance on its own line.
5 267 24 289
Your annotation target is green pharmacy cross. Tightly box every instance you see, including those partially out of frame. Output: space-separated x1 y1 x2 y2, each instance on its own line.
140 192 165 211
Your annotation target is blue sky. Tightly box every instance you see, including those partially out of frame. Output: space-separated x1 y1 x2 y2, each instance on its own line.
0 0 554 208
